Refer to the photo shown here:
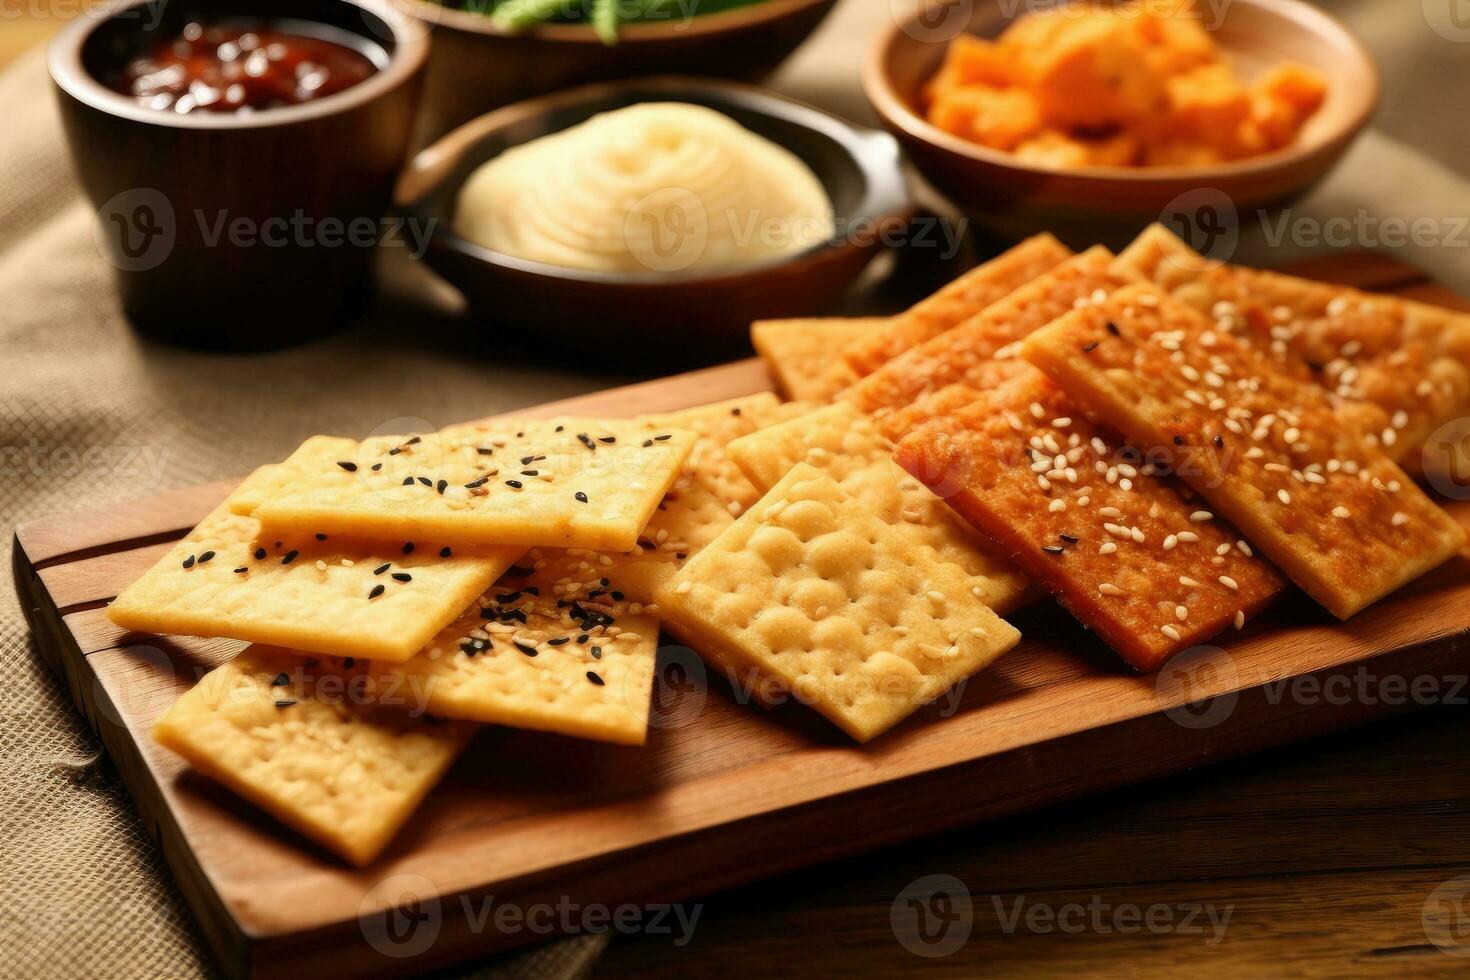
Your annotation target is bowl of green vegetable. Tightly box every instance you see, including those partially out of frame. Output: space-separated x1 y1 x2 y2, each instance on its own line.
403 0 839 143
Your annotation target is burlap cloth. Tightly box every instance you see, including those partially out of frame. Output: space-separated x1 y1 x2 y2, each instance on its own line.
0 1 1465 976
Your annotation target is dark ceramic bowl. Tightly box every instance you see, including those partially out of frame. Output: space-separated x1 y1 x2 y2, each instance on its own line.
49 0 429 350
401 0 840 144
865 0 1378 246
396 76 913 364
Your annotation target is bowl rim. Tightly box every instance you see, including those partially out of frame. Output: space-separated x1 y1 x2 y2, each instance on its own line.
396 74 915 287
863 0 1381 183
47 0 429 130
400 0 834 43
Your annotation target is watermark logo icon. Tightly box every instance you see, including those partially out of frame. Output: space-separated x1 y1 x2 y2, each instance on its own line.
642 645 709 731
359 872 442 959
625 187 709 273
1424 0 1470 42
891 874 973 957
897 0 975 43
1423 417 1470 500
1423 875 1470 957
94 188 175 272
1157 644 1239 730
1159 187 1240 266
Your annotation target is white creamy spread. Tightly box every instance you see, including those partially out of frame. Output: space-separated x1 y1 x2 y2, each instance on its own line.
454 103 835 274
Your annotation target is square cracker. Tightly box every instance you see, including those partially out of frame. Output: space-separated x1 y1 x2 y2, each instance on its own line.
725 401 1032 614
894 367 1286 671
108 473 522 662
656 462 1021 742
229 418 696 552
751 317 887 402
361 565 660 745
1021 282 1466 619
845 247 1138 438
841 233 1073 378
1114 223 1470 475
154 648 475 865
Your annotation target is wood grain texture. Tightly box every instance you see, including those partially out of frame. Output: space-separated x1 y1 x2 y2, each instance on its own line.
14 255 1470 979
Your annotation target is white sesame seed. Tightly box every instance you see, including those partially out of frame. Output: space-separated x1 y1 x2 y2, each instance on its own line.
1177 531 1200 544
1234 611 1245 630
1099 542 1118 555
1099 583 1126 597
1099 507 1121 518
1332 506 1351 518
1049 499 1067 513
1163 534 1178 551
1277 489 1291 505
675 581 692 594
1131 527 1146 544
315 560 327 571
1237 540 1253 557
1175 605 1188 622
1077 495 1091 507
1179 576 1200 588
1161 624 1182 641
1052 417 1072 428
1219 575 1239 591
1381 428 1397 447
1392 512 1409 527
1190 511 1213 523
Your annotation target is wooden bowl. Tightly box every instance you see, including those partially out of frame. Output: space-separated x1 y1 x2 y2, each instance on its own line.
395 76 912 366
864 0 1379 245
49 0 428 350
400 0 839 143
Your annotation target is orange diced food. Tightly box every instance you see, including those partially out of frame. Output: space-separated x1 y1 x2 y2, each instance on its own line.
928 86 1043 152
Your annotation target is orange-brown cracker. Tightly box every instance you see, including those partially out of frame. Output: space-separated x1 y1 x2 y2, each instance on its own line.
846 247 1137 437
1021 282 1467 620
840 233 1073 378
894 367 1285 671
1115 224 1470 476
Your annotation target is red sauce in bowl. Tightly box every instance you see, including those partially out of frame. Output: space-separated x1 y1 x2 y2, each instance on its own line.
112 20 383 114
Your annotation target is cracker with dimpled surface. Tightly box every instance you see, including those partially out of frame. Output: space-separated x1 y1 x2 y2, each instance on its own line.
1115 223 1470 477
153 648 475 866
726 401 1032 614
840 233 1073 378
108 471 522 662
751 317 887 402
1021 282 1466 619
845 247 1138 439
360 564 659 745
894 368 1286 671
229 419 696 552
656 463 1021 742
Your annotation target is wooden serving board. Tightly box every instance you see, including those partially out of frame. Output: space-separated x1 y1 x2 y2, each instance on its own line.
14 253 1470 980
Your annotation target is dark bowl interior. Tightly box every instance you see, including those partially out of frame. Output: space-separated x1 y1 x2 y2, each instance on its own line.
398 78 911 366
79 0 400 94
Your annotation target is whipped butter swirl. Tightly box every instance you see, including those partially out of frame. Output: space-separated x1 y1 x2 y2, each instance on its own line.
454 103 835 274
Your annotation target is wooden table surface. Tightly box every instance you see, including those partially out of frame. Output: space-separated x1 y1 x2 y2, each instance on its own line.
599 704 1470 976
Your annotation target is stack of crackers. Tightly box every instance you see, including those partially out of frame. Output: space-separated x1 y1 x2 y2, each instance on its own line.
111 224 1469 865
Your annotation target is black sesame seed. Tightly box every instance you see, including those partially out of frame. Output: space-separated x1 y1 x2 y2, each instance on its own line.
234 566 248 574
610 591 624 601
465 477 488 489
577 432 595 450
271 673 289 686
591 646 602 659
521 469 538 477
316 533 328 541
1173 436 1185 446
555 425 564 432
274 699 297 709
402 542 415 554
477 447 494 456
731 407 742 416
577 634 589 644
369 584 385 599
506 480 523 489
182 555 195 569
598 436 616 444
392 572 412 582
440 547 452 558
1042 545 1065 555
575 491 588 503
514 640 538 656
389 447 402 456
254 548 267 560
586 671 605 686
1060 534 1079 544
1106 321 1121 336
415 476 430 487
654 434 672 441
547 636 570 646
515 431 524 438
343 658 355 669
600 578 610 587
1083 341 1099 352
371 463 382 471
436 479 447 495
1213 435 1225 449
374 563 390 575
642 439 653 448
281 550 299 565
520 455 545 465
406 436 422 445
403 477 414 485
509 564 535 577
337 461 358 472
198 550 215 563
